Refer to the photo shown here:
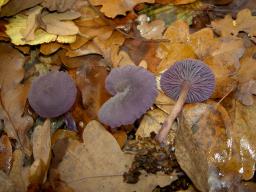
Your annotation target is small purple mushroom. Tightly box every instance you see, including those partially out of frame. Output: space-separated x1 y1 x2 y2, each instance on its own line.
98 65 157 128
28 71 77 118
156 59 215 143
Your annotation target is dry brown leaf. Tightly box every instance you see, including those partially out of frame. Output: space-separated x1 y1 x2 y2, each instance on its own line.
32 119 51 179
41 0 77 12
136 108 168 138
22 6 43 41
40 42 62 55
51 129 79 145
9 150 28 192
211 9 256 37
227 97 256 180
89 0 155 18
71 61 110 123
41 11 80 36
175 101 240 192
0 0 43 17
0 171 15 192
0 135 12 174
157 20 244 98
136 15 165 40
0 43 33 155
112 130 127 148
236 80 256 106
57 120 172 192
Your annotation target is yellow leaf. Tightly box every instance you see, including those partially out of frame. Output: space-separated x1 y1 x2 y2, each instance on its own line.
6 14 76 45
90 0 155 18
0 0 9 8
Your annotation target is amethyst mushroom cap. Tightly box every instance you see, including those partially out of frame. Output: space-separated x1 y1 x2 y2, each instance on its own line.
98 65 157 128
28 71 77 118
160 59 215 103
156 59 215 144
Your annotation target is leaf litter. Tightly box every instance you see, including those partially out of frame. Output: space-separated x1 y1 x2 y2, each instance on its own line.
0 0 256 192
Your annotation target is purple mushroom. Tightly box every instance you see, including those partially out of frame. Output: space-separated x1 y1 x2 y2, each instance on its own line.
98 65 157 128
156 59 215 143
28 71 77 118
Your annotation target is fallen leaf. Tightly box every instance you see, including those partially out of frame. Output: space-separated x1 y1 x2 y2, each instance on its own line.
227 97 256 180
41 0 77 12
136 108 168 138
51 129 79 146
236 80 256 106
9 150 28 192
0 43 33 155
40 42 62 55
0 0 9 8
22 6 43 41
32 119 51 181
0 135 12 174
0 0 43 17
70 61 110 123
175 101 239 192
211 9 256 37
0 171 15 192
6 14 76 45
57 120 172 192
112 130 127 148
41 11 81 36
90 0 155 18
136 15 165 40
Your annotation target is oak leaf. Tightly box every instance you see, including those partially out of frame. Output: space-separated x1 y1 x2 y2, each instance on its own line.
57 120 172 192
90 0 155 18
6 14 76 45
0 43 33 155
211 9 256 37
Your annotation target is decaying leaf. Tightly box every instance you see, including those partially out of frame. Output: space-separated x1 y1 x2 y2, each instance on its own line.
0 43 33 155
31 119 51 183
9 150 28 192
0 171 15 192
41 11 81 36
89 0 155 18
236 80 256 106
0 135 12 174
0 0 9 9
0 0 43 17
57 120 172 192
156 20 245 99
175 101 239 192
211 9 256 37
136 15 165 40
6 14 76 45
41 0 78 12
70 60 110 123
40 42 62 55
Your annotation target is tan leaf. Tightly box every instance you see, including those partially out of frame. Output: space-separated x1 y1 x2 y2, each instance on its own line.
89 0 155 18
211 9 256 37
40 42 61 55
41 11 80 36
136 15 165 40
0 0 43 17
0 135 12 174
0 171 15 192
57 120 172 192
41 0 77 12
0 43 33 155
32 119 51 171
175 101 239 192
6 14 76 45
9 150 28 192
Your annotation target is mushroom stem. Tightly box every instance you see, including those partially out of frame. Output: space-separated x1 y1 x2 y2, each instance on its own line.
156 81 190 144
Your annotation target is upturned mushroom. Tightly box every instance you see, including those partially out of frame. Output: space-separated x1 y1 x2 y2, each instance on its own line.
156 59 215 143
98 65 157 128
28 71 77 118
